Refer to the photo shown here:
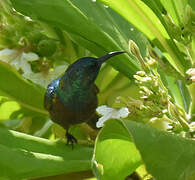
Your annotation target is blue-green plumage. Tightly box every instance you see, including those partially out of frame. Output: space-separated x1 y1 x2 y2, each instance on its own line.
44 51 124 145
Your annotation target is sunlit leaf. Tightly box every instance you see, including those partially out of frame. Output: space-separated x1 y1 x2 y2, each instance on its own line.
0 61 47 115
99 0 188 76
92 120 142 180
160 0 187 25
0 127 93 179
0 99 20 120
10 0 149 78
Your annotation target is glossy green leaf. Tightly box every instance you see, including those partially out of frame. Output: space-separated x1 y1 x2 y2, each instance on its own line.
99 0 187 76
100 0 168 40
0 61 47 115
123 120 195 180
10 0 149 78
160 0 187 25
92 120 142 180
141 0 187 26
0 127 93 179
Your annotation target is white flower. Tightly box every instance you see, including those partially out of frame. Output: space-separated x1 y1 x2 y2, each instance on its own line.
96 105 130 128
23 65 68 88
186 68 195 82
0 48 39 74
189 121 195 133
141 76 152 82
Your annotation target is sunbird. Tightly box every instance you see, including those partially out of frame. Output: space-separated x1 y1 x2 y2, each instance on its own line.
44 51 125 146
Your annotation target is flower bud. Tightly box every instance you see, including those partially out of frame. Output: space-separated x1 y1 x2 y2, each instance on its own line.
147 58 158 69
140 76 152 83
37 39 57 57
129 40 141 58
140 86 153 96
129 40 149 71
136 71 146 76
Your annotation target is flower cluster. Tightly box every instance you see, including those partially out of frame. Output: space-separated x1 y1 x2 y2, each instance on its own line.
127 40 190 133
186 68 195 82
0 5 70 88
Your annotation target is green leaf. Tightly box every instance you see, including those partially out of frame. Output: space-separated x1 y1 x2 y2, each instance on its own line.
160 0 187 25
123 120 195 180
176 80 192 113
92 119 142 180
0 99 20 120
99 0 187 76
105 7 148 58
189 0 195 11
161 74 191 113
0 127 93 179
164 75 185 108
0 61 47 115
10 0 148 78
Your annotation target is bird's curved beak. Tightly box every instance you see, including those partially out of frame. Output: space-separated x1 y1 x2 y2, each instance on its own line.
97 51 125 64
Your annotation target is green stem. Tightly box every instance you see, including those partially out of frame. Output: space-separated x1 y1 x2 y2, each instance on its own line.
188 83 195 121
127 0 185 76
153 69 168 94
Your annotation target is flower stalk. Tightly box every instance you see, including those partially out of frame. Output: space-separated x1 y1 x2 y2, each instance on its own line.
128 41 191 134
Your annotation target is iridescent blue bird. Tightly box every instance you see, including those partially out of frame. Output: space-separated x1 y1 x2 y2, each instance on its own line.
44 51 124 146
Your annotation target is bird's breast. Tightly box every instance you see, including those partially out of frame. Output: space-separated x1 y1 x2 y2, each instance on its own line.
49 87 98 129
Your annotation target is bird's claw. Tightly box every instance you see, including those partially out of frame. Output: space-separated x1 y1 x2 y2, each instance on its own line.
66 132 77 149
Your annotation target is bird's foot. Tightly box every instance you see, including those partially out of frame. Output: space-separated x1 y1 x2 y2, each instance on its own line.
66 132 77 149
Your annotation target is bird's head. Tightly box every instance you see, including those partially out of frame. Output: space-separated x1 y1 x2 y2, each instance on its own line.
65 51 125 86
